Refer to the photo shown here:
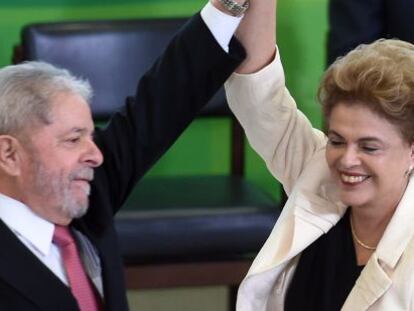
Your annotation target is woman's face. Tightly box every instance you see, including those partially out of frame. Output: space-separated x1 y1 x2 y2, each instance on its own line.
325 102 414 210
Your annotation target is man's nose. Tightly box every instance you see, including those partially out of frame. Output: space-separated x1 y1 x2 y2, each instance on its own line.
83 139 104 167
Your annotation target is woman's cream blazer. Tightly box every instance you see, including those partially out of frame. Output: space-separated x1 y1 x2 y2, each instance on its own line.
225 51 414 311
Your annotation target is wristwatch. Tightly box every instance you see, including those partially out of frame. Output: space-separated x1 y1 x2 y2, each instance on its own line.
218 0 250 17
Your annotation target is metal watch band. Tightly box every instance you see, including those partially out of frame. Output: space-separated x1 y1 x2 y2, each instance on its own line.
218 0 249 17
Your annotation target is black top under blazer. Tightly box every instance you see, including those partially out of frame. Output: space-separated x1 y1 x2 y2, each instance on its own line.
0 13 245 311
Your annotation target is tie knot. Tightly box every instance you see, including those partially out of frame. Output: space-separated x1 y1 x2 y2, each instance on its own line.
53 225 75 247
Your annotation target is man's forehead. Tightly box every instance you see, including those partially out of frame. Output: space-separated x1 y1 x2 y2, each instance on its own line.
49 94 93 123
29 103 93 140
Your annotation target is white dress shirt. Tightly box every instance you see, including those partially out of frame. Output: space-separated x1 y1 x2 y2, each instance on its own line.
0 193 68 285
201 2 243 52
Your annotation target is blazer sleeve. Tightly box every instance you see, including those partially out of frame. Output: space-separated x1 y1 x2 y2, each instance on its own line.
225 50 326 195
93 13 246 213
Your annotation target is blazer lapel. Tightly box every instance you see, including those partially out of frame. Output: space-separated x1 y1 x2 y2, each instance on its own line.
343 180 414 310
342 253 392 310
0 220 78 310
239 186 347 311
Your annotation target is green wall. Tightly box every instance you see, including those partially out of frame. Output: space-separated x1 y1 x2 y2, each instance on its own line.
0 0 328 201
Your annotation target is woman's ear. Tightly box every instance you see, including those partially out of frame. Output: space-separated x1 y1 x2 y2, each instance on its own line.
410 143 414 163
0 135 22 176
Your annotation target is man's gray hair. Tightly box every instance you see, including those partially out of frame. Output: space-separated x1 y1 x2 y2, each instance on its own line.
0 61 92 134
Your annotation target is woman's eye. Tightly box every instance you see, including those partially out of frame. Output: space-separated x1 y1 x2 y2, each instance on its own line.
361 146 378 153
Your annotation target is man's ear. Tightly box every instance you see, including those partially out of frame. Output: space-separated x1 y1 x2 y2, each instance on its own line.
0 135 22 176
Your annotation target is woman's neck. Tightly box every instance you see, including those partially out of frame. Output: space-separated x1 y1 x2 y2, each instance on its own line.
350 204 396 265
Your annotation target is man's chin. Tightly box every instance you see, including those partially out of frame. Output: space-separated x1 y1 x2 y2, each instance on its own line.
71 205 89 219
63 198 89 220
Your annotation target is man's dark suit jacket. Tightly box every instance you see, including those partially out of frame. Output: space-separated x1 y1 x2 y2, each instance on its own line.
0 14 245 311
327 0 414 65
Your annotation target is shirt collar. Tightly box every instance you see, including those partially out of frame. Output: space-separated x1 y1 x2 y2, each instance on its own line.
0 193 54 256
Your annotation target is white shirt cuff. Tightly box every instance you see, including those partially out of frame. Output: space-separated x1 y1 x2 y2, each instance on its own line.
200 2 243 53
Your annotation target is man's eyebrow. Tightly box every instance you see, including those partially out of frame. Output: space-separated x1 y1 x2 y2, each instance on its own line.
73 127 87 133
60 127 93 136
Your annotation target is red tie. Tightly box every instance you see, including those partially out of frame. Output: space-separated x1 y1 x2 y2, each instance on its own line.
53 225 100 311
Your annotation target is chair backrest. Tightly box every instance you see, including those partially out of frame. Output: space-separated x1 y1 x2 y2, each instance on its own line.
17 18 231 120
14 17 244 176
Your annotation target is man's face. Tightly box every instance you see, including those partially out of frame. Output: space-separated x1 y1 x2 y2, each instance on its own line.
19 92 103 225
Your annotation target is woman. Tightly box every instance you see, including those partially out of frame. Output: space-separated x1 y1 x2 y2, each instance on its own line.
228 0 414 310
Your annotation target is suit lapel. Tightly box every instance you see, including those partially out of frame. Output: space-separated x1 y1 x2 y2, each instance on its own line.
0 220 79 310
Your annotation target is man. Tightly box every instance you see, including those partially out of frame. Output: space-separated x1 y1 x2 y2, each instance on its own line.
0 1 252 310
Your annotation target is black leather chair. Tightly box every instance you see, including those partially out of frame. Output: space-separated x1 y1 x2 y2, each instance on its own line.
14 17 281 310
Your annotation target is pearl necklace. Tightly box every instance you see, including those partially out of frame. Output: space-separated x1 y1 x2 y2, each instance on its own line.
350 215 377 251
